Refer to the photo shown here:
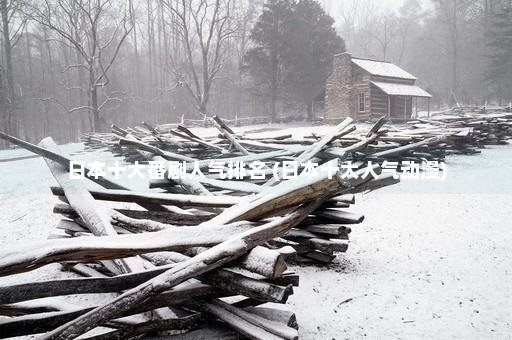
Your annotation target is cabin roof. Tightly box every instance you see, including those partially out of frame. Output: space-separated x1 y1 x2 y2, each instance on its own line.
352 58 417 80
371 81 432 98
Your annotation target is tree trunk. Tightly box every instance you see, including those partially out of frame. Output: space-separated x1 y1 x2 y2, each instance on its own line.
25 31 34 93
452 38 458 104
91 88 100 132
89 65 101 132
306 101 313 121
270 89 277 123
43 26 57 139
75 45 88 133
1 0 15 137
129 0 142 97
270 50 279 123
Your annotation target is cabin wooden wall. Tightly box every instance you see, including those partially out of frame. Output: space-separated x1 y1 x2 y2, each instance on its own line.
369 76 415 119
370 86 390 117
353 73 371 119
370 87 413 119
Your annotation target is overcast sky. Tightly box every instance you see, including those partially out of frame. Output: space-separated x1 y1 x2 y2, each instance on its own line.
321 0 433 17
329 0 408 11
318 0 434 32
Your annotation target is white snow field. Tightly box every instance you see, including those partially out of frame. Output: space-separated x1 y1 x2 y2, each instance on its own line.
0 130 511 339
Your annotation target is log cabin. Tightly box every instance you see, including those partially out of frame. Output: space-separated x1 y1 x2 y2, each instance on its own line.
313 52 432 122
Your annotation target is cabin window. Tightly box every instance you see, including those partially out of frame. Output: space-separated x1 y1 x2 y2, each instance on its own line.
358 93 365 112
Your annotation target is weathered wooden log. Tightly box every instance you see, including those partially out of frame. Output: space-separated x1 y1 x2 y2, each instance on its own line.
158 322 239 340
0 264 173 304
297 216 351 229
39 138 144 274
0 284 217 337
184 148 296 172
0 221 254 276
235 246 288 279
198 299 298 340
170 129 225 152
0 133 168 212
321 132 381 159
367 116 388 136
0 304 60 316
208 159 352 225
243 306 298 330
284 229 317 240
242 133 293 141
212 115 250 155
267 273 300 288
155 155 213 197
0 134 120 191
68 263 109 278
308 238 348 253
40 201 320 339
303 224 351 238
198 177 265 193
50 186 239 208
113 128 212 196
349 172 401 193
327 193 355 204
54 204 211 226
301 251 336 263
231 297 268 308
314 209 365 224
118 137 195 162
320 201 350 209
200 269 293 303
109 212 174 232
176 124 206 140
144 245 288 280
82 313 203 340
56 219 130 236
331 125 358 142
371 135 447 158
0 309 95 337
294 118 353 165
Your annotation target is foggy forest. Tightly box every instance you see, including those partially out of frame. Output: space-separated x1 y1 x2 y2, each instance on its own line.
1 0 511 143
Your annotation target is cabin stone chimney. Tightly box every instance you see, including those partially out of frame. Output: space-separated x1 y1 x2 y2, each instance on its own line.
325 52 354 121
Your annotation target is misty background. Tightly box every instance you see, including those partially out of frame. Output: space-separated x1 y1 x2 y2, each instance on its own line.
0 0 511 143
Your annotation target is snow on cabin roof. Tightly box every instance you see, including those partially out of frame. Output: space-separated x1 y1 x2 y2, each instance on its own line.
352 58 417 80
371 81 432 98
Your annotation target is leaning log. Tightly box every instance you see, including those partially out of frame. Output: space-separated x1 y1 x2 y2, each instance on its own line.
39 138 144 274
0 221 254 276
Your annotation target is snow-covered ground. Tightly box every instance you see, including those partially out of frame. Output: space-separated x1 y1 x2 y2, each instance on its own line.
288 145 512 339
0 131 511 339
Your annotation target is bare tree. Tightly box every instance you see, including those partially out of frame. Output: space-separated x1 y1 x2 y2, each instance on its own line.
162 0 239 119
396 0 423 64
338 0 362 52
234 0 261 85
432 0 475 102
128 0 142 97
1 0 27 137
31 0 132 132
371 9 398 61
351 1 399 61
